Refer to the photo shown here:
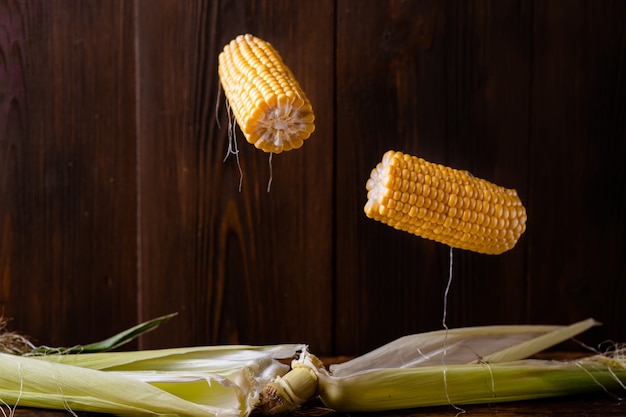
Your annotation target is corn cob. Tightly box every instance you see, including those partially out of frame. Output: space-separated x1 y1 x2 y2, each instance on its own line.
218 34 315 154
364 150 527 254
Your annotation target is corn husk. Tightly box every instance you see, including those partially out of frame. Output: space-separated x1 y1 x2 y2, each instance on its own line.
317 354 626 412
0 352 221 416
0 314 304 417
329 318 599 375
25 312 179 355
0 344 303 417
3 317 625 416
302 318 626 412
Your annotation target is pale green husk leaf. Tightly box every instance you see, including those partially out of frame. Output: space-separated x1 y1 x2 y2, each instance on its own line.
317 354 626 412
329 318 598 376
309 318 626 412
0 344 304 417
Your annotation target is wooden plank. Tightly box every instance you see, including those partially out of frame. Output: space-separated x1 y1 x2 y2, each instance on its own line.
1 0 624 361
335 0 533 355
335 0 446 357
0 1 138 347
11 394 626 417
135 0 334 353
434 0 533 332
526 0 626 345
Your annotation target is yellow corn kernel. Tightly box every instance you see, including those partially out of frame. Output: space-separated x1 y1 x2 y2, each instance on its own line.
218 34 315 154
364 150 527 255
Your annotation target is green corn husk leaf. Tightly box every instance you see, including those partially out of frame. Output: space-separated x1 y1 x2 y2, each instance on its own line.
37 343 298 374
0 343 304 417
317 354 626 412
27 313 178 355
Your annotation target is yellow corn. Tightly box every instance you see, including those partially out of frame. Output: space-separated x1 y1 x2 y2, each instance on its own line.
218 34 315 154
364 150 527 254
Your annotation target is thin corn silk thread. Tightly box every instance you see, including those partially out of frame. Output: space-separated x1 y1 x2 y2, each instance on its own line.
215 79 222 130
441 247 466 416
51 368 78 417
0 400 9 417
442 246 453 330
0 316 35 355
574 361 625 401
575 344 626 400
478 358 497 398
4 361 23 417
607 366 626 395
223 97 244 191
0 332 34 355
223 98 275 193
604 343 626 394
221 95 276 193
267 152 274 193
572 338 626 398
0 392 12 417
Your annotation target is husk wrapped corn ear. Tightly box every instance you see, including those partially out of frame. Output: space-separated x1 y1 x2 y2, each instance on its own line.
257 319 626 414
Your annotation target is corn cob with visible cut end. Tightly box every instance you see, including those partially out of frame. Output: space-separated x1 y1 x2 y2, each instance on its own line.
364 150 527 254
218 34 315 154
257 362 319 415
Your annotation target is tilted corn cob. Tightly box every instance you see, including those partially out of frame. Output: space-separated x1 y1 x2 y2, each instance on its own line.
364 150 527 254
218 34 315 154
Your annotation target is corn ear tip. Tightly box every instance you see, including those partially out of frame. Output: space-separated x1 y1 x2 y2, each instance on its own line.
256 367 318 415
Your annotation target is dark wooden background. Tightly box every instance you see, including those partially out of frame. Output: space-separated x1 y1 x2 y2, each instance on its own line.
1 0 624 358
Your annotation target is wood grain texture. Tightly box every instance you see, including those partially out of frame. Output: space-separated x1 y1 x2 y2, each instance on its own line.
11 394 626 417
0 1 139 347
135 0 334 351
335 0 533 355
335 0 446 355
0 0 625 359
525 0 626 346
335 0 626 355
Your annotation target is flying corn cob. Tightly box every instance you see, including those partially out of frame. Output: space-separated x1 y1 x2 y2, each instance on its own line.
218 34 315 154
364 150 527 254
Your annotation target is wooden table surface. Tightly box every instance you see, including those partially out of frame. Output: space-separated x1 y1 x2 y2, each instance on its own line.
12 394 626 417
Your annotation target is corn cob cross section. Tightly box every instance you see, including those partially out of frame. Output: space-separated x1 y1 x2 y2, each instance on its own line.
218 34 315 154
364 150 527 255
